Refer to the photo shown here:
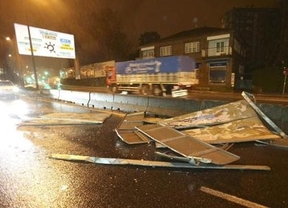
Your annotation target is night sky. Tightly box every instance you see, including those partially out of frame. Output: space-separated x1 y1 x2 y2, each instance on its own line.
0 0 280 67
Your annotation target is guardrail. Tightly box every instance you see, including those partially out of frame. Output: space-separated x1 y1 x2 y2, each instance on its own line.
42 89 288 134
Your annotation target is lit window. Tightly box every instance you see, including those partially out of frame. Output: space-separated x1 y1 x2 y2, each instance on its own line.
185 41 200 53
160 46 172 56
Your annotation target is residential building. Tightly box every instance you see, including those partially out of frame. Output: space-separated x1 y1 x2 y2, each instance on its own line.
138 27 247 91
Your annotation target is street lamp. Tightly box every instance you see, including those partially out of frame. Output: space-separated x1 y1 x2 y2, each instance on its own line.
0 36 16 81
5 36 24 87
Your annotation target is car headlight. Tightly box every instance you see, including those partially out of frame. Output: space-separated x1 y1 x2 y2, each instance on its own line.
13 87 19 92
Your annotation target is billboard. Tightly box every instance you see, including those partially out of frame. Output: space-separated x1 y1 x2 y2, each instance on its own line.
14 23 75 59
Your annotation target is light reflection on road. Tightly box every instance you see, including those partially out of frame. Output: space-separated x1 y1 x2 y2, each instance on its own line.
0 99 71 206
0 99 29 126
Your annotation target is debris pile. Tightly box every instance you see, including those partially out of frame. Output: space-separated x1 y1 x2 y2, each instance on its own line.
50 92 288 171
112 91 287 170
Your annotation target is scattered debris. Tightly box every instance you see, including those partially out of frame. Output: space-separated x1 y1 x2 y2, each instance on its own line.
115 112 151 144
182 117 280 144
50 91 288 171
50 154 270 171
199 186 269 208
19 112 111 126
135 124 240 165
110 91 287 169
241 91 287 139
158 100 257 129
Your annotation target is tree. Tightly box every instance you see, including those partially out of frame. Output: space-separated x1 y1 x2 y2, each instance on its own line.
139 31 161 45
83 8 132 63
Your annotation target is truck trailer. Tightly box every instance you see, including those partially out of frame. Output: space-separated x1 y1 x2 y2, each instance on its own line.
106 56 199 96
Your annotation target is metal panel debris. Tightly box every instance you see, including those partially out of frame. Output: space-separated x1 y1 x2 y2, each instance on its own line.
116 112 145 130
182 117 280 144
49 91 287 171
115 129 151 144
19 112 111 126
115 112 151 144
111 91 288 168
135 124 240 165
241 91 288 139
158 100 257 129
50 154 270 171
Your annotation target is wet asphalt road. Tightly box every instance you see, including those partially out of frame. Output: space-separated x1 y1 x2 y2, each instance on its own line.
0 95 288 208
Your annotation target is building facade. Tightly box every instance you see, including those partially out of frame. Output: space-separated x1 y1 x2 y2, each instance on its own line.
138 27 247 91
221 7 282 69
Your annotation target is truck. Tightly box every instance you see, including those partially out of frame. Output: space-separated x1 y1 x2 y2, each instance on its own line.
106 56 199 96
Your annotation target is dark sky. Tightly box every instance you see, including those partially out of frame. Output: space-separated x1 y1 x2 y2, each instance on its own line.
0 0 280 67
118 0 279 43
0 0 280 44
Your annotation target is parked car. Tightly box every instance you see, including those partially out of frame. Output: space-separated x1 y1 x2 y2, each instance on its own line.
0 80 19 99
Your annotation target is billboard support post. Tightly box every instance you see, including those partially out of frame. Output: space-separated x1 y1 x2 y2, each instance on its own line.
27 25 39 90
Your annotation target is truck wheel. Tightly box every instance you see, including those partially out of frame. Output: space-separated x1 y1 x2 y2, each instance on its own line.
153 85 162 96
141 85 151 95
110 85 118 93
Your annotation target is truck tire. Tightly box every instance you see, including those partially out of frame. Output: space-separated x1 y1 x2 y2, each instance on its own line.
153 85 162 96
141 84 152 95
110 85 118 93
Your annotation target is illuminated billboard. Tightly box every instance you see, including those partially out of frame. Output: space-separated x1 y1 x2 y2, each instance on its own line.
14 23 76 59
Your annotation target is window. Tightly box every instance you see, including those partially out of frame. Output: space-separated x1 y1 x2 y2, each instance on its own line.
141 46 155 59
209 62 227 83
216 41 225 53
185 41 200 53
160 45 172 56
207 38 229 56
142 49 154 58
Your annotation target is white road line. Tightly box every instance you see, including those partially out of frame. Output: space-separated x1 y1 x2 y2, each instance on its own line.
199 186 269 208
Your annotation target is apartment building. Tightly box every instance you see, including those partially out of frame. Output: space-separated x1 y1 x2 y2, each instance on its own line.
222 7 282 69
138 27 247 91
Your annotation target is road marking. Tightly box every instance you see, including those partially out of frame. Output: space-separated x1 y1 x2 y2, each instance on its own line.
199 186 268 208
